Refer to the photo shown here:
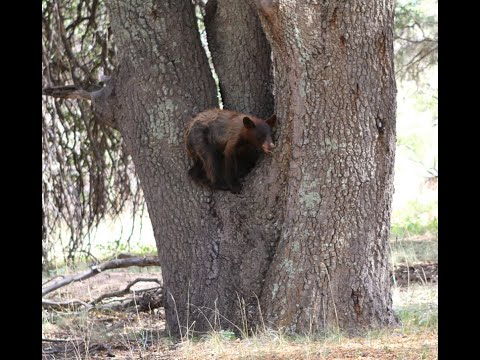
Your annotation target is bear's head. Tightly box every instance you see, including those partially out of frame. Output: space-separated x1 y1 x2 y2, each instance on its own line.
242 114 277 154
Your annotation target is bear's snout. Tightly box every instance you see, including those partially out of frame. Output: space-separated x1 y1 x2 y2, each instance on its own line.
262 142 275 154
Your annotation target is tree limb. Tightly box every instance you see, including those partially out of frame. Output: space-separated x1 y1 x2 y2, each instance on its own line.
42 338 82 343
42 85 92 100
91 277 162 305
394 36 436 44
42 256 161 297
42 275 64 286
42 298 91 310
43 78 118 129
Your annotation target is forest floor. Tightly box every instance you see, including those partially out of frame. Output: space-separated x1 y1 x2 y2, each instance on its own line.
42 236 437 359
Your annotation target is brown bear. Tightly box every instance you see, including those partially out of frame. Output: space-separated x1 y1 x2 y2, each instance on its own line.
184 109 276 193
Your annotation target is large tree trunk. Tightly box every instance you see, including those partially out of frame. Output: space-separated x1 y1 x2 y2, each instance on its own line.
104 0 397 336
106 0 221 335
202 0 283 334
205 0 274 118
106 0 276 336
255 0 398 333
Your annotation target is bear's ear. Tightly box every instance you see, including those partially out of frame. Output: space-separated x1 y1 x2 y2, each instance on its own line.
243 117 256 129
266 114 277 128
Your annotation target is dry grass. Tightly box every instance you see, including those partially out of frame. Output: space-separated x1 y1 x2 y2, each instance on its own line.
42 316 437 359
43 276 437 359
174 331 437 359
390 235 437 266
43 236 437 359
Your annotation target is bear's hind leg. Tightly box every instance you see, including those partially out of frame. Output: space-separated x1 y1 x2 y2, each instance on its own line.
201 147 229 190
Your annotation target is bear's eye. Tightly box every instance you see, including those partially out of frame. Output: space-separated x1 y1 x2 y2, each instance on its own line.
257 133 266 142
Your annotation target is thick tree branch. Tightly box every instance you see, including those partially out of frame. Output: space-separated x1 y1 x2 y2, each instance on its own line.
42 85 92 100
43 79 118 129
42 256 161 297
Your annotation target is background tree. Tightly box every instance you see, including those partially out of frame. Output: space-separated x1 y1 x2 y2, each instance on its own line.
394 0 438 82
43 0 401 335
42 0 143 267
394 0 437 186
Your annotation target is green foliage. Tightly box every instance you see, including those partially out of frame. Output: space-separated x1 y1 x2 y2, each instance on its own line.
218 330 237 341
391 200 437 238
96 241 130 256
397 303 438 330
391 216 437 238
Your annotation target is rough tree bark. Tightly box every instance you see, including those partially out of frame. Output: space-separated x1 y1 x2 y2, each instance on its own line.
102 0 297 337
255 0 398 333
47 0 397 336
105 0 282 336
104 0 226 336
205 0 274 118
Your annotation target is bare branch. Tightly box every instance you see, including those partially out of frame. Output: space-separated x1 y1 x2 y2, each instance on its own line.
394 1 437 81
43 85 92 100
42 298 91 310
42 338 82 343
92 277 162 304
42 256 161 297
42 338 116 357
43 81 117 129
396 45 437 77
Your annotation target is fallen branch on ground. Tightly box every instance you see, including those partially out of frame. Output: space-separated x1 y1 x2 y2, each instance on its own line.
42 275 64 286
42 256 161 297
42 298 91 310
42 339 116 357
42 338 83 343
92 278 161 305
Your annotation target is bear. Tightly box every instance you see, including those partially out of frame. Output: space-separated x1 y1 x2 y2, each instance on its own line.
184 109 276 193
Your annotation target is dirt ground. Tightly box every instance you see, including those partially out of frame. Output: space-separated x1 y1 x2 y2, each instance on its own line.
42 266 437 359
